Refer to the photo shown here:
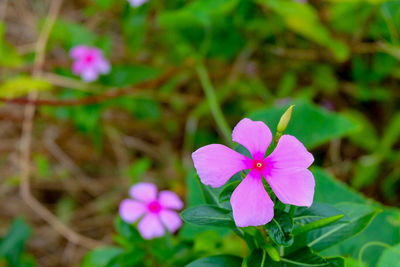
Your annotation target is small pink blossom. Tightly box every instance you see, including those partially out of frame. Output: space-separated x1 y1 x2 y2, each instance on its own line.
127 0 148 7
119 183 183 239
192 118 315 227
69 45 110 82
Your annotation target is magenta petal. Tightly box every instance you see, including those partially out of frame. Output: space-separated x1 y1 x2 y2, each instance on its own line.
192 144 249 188
265 168 315 207
232 118 272 159
159 210 182 233
159 191 183 210
96 58 111 74
231 170 274 227
81 68 98 82
138 213 165 239
129 182 158 203
70 45 88 59
119 199 146 223
267 135 314 169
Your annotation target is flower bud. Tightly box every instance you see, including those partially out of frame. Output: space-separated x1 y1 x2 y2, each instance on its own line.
277 105 294 133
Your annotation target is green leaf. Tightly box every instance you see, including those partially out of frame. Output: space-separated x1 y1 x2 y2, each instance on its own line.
282 247 344 267
114 217 142 246
0 76 52 98
0 23 22 67
180 170 230 240
305 203 380 252
181 205 235 227
242 249 268 267
219 181 240 202
249 100 357 149
80 247 123 267
186 255 242 267
292 215 344 236
313 168 400 265
343 110 379 152
126 158 151 183
0 218 32 266
101 65 161 87
266 210 294 247
295 203 345 225
258 0 349 61
106 249 145 267
376 243 400 267
50 19 97 48
294 203 345 236
313 168 366 204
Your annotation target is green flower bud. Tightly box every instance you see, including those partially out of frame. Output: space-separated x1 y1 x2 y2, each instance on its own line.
277 105 294 133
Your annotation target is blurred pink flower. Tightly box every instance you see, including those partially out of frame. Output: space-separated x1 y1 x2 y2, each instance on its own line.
119 182 183 239
69 45 110 82
192 118 314 227
127 0 148 7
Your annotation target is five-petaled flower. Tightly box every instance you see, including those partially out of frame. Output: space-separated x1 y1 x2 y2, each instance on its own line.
192 118 315 227
127 0 148 7
119 182 183 239
69 45 110 82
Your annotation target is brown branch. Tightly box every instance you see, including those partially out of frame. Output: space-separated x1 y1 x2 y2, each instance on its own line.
0 67 178 106
19 0 105 249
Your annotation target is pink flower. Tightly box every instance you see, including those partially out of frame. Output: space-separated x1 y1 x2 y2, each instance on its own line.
69 45 110 82
192 118 315 227
127 0 148 7
119 183 183 239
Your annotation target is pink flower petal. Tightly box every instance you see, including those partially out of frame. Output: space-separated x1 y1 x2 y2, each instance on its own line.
231 170 274 227
159 191 183 210
70 45 89 59
192 144 249 188
128 0 148 7
72 60 87 75
265 168 315 207
138 213 165 239
159 210 182 233
96 58 111 74
129 182 158 203
266 135 314 169
232 118 272 159
81 68 99 82
119 199 146 223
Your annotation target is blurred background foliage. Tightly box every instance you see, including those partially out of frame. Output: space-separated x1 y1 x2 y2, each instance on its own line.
0 0 400 266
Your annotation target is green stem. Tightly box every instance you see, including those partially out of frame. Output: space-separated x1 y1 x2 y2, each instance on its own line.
288 205 297 217
196 63 232 144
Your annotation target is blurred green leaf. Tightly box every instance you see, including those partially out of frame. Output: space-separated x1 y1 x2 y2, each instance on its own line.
181 205 235 228
376 243 400 267
186 255 242 267
102 65 161 87
0 218 32 266
259 0 349 61
0 76 52 98
33 154 51 179
126 158 151 183
351 155 381 189
343 110 379 152
0 23 23 67
80 247 123 267
50 19 97 48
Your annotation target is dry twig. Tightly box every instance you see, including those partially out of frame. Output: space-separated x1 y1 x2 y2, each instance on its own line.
18 0 105 249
